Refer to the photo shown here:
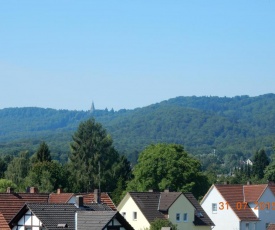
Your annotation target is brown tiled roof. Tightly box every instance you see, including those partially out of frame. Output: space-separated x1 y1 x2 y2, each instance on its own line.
82 193 116 210
268 184 275 196
243 184 267 202
129 192 165 223
267 223 275 230
49 192 116 210
0 192 49 224
158 192 181 211
129 191 213 226
184 192 214 226
48 193 74 203
215 184 259 221
0 212 10 230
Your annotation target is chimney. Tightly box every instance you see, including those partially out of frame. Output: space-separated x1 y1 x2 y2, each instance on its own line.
57 188 63 194
164 189 170 193
94 189 101 204
75 195 83 208
223 181 229 185
247 181 252 185
6 187 14 193
30 187 38 193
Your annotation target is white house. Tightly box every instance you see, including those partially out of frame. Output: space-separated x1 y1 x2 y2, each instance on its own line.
201 183 275 230
117 191 214 230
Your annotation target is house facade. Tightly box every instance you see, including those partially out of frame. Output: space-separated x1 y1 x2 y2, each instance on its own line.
117 191 213 230
9 197 133 230
201 183 275 230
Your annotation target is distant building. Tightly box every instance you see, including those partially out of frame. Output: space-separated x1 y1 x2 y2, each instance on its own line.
90 101 95 113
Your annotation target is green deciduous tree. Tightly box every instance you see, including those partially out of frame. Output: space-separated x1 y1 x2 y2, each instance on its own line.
24 161 68 193
0 179 17 192
252 149 270 179
148 218 177 230
127 143 209 198
68 119 132 193
5 151 30 189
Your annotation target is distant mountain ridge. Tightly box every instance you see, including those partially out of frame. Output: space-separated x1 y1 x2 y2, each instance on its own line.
0 94 275 163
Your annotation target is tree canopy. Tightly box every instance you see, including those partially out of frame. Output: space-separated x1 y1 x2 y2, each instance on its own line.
127 143 209 198
68 119 132 193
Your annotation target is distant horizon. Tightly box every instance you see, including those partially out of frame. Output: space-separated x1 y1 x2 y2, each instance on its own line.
1 92 274 112
1 1 275 112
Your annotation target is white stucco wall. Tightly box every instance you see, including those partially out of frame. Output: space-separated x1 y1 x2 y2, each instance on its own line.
117 194 150 230
201 186 240 230
254 187 275 230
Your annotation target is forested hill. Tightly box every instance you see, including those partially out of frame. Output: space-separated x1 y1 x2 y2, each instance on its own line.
1 94 275 164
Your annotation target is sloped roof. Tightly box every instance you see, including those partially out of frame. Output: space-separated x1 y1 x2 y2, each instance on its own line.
158 192 181 211
49 192 116 210
215 184 259 221
0 212 10 230
82 193 116 210
184 192 214 226
48 193 74 203
129 191 213 226
10 203 113 230
76 211 134 230
129 192 165 223
267 223 275 230
243 184 267 202
0 192 49 223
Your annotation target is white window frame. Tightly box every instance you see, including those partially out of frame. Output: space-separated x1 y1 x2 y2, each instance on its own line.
212 203 217 213
183 213 188 222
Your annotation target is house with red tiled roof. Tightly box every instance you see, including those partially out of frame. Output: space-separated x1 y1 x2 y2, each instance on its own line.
201 183 275 230
0 187 49 230
9 196 133 230
117 190 214 230
49 189 116 210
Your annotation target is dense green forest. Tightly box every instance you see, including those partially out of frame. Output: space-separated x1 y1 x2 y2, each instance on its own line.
1 94 275 170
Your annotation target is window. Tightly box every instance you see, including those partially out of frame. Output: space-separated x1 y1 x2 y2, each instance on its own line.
212 203 217 213
246 223 249 230
25 227 32 230
176 213 180 222
183 213 188 222
133 211 137 220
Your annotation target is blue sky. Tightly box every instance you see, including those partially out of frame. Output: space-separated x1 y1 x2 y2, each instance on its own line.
1 1 275 111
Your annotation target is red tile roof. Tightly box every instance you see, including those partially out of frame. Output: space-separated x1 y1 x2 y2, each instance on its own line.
49 192 116 210
243 184 267 202
268 224 275 230
82 193 116 210
0 212 10 230
0 192 49 226
215 184 259 221
48 193 74 203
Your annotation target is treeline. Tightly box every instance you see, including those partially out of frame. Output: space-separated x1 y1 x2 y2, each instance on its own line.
1 94 275 171
0 119 274 205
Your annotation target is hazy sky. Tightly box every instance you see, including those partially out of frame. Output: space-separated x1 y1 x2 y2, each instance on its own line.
1 1 275 111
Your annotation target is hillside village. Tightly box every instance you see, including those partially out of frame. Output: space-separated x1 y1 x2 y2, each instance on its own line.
2 183 275 229
0 96 275 230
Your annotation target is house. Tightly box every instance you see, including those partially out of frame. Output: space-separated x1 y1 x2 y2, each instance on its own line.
200 183 275 230
49 189 116 210
117 190 214 230
9 196 134 230
0 187 49 230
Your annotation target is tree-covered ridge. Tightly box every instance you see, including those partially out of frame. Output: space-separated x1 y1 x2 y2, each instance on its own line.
0 94 275 164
